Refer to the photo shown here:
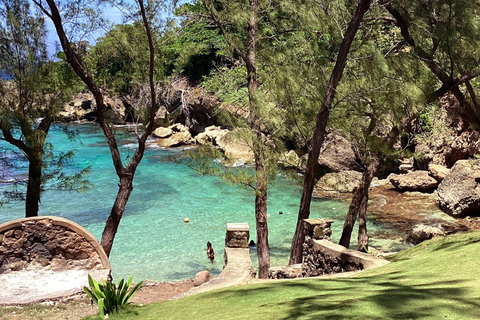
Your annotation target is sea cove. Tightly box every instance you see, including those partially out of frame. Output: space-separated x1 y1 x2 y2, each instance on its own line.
0 124 431 281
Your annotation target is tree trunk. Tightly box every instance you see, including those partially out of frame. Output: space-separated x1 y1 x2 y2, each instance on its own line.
101 175 134 257
25 156 42 217
339 158 378 249
255 153 270 278
289 0 372 265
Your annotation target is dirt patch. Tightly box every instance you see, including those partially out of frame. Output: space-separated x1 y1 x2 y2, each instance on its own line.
0 279 194 320
130 279 194 304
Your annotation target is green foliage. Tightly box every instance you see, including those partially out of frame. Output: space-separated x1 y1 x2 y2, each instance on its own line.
163 1 230 81
418 103 435 132
87 22 150 95
83 274 143 317
201 66 248 106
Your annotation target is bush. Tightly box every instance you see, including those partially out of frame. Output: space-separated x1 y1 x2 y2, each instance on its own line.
83 274 143 317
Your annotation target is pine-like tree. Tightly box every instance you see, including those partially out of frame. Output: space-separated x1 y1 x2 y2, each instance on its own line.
0 0 86 217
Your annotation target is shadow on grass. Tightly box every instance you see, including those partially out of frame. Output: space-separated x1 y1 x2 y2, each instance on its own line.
285 276 478 319
209 271 479 320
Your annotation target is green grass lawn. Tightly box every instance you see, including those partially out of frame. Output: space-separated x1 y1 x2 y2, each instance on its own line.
86 231 480 320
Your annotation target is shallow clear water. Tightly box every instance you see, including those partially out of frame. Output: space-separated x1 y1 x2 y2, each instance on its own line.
0 124 402 281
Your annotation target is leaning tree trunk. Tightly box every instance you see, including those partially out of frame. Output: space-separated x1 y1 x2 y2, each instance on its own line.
289 0 372 265
101 175 134 257
40 0 157 257
339 158 378 249
25 155 42 217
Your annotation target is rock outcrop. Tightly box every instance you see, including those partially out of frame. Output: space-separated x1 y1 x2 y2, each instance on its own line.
60 92 129 124
318 133 358 172
437 160 480 217
410 97 480 169
155 124 195 148
314 171 363 198
216 130 255 164
389 171 438 192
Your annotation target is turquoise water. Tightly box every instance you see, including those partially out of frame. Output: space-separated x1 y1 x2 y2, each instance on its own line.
0 124 399 281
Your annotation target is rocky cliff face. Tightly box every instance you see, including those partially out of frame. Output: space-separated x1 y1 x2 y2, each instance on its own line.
410 97 480 169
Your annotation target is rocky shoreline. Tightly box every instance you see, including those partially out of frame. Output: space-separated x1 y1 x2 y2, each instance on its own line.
60 90 480 245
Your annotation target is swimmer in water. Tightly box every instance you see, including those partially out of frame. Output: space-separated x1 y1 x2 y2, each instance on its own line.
206 241 214 262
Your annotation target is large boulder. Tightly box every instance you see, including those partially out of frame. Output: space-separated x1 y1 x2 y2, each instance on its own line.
437 159 480 217
216 130 254 164
318 133 358 172
195 126 228 145
193 271 212 287
152 127 173 138
156 124 194 148
406 224 445 245
314 171 363 198
388 171 438 192
154 106 170 127
428 164 450 182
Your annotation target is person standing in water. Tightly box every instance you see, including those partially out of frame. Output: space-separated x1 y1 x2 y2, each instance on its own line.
206 241 214 262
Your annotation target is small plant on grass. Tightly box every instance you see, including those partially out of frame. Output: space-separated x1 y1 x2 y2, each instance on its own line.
83 274 143 317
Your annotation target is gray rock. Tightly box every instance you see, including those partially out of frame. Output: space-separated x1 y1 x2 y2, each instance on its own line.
389 171 438 192
193 271 212 287
438 159 480 217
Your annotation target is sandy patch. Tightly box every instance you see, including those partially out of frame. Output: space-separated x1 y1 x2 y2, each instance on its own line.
0 268 109 305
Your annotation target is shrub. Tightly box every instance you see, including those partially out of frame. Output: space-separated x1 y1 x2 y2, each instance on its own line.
83 274 143 317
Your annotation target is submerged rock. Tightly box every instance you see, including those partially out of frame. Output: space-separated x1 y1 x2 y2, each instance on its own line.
438 159 480 217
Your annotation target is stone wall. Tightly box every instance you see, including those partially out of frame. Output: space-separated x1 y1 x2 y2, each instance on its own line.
0 216 110 274
269 218 389 279
302 237 363 277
